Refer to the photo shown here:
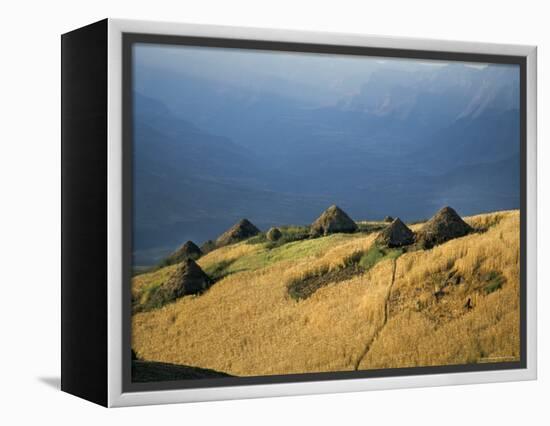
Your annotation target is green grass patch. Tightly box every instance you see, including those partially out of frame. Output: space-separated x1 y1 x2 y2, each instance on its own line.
137 284 165 312
483 271 505 294
288 243 404 300
132 264 180 312
357 244 403 271
134 232 375 308
225 233 361 276
356 222 388 234
287 264 360 301
202 259 236 281
247 225 310 248
357 245 385 270
133 281 165 312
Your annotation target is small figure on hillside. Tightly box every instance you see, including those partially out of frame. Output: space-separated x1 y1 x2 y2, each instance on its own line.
449 274 462 286
464 298 473 310
433 285 445 300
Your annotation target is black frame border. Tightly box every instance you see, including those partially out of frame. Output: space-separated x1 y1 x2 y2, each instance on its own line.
61 19 109 406
122 32 527 394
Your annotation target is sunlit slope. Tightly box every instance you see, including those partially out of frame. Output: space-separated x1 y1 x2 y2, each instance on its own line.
358 210 520 369
132 210 520 376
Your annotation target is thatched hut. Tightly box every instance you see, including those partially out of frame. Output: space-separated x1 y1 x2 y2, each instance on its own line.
215 219 260 247
416 206 472 249
376 217 415 248
310 205 358 237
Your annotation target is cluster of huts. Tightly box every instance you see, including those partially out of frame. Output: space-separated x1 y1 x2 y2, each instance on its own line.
143 218 263 309
148 205 472 306
377 206 472 249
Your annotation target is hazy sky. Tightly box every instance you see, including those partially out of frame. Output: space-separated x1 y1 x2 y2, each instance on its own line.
131 42 520 264
133 43 508 106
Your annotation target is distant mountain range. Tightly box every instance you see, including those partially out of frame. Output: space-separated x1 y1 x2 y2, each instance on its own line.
132 61 520 265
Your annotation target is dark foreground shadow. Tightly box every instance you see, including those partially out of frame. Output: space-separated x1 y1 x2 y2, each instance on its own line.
38 376 61 390
132 360 232 383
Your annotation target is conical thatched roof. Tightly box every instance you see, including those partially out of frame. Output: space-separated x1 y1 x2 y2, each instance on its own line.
165 240 202 265
266 227 282 241
161 258 211 299
416 206 472 249
310 205 358 237
216 218 260 247
140 259 211 311
376 217 415 248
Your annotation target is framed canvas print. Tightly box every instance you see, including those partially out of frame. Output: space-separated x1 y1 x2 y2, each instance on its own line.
61 18 537 407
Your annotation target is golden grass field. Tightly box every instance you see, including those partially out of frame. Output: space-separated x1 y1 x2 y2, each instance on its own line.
132 210 520 377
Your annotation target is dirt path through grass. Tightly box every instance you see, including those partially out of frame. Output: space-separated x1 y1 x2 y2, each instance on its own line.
354 258 398 370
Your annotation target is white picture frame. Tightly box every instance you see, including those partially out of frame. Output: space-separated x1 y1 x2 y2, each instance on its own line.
61 18 537 407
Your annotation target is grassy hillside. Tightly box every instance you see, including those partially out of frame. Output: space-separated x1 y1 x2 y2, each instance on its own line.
132 210 520 377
